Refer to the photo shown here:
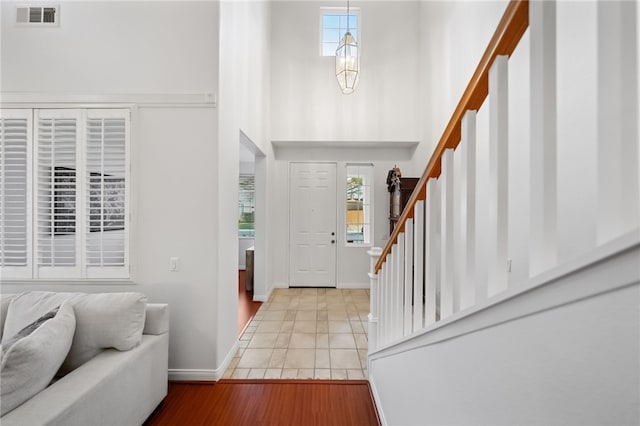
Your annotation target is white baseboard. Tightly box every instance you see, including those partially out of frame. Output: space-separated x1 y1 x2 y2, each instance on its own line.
253 285 274 302
338 282 370 289
168 339 240 381
368 373 388 426
168 369 218 381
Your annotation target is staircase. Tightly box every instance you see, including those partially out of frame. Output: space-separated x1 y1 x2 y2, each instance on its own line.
366 1 640 424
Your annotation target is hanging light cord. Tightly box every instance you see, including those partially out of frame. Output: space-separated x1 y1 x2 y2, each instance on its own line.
347 0 350 33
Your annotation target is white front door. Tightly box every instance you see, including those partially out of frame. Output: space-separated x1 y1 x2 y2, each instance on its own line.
289 162 337 287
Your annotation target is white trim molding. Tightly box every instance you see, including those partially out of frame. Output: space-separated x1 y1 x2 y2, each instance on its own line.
0 92 217 108
168 369 218 382
272 140 418 161
368 373 388 426
338 282 370 289
253 285 274 303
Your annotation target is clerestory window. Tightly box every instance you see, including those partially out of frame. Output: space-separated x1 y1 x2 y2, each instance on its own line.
320 7 360 56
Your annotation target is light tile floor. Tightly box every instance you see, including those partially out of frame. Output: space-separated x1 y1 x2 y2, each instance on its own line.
223 288 370 380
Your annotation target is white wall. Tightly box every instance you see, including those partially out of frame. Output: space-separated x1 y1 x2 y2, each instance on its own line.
412 1 508 177
270 1 420 142
218 0 271 363
371 274 640 425
1 1 217 94
1 1 221 376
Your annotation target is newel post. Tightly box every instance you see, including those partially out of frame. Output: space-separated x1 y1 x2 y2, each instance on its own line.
367 247 382 354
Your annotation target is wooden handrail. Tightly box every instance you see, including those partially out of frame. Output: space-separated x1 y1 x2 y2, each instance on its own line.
375 0 529 273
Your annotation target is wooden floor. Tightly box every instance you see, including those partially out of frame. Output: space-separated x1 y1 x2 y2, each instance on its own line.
238 270 262 336
145 380 380 426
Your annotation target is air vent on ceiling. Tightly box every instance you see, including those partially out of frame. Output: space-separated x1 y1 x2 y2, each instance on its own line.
16 5 59 26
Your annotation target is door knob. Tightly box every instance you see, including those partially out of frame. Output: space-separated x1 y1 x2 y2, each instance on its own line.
331 240 335 244
331 232 335 236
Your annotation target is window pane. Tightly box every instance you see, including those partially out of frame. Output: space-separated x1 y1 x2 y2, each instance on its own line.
239 175 255 237
339 14 357 30
323 28 340 43
321 10 359 56
323 14 339 29
346 164 372 245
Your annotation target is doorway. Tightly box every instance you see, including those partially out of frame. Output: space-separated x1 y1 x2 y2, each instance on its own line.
238 132 266 332
289 162 337 287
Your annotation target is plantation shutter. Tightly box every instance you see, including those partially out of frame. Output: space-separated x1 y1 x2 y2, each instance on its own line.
85 109 129 278
35 110 82 278
0 110 32 278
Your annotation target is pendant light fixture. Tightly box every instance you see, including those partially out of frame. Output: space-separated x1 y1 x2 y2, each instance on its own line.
335 0 359 94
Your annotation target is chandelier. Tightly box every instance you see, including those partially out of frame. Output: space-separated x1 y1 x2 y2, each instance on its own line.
335 0 359 94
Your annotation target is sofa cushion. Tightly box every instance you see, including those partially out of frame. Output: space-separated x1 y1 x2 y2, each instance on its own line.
2 291 147 374
0 302 76 416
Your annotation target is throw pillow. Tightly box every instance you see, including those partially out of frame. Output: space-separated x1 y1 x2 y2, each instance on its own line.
1 306 60 357
0 303 76 416
2 291 147 375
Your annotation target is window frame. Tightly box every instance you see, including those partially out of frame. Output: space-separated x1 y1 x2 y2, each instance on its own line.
319 7 361 57
345 163 373 247
0 107 131 282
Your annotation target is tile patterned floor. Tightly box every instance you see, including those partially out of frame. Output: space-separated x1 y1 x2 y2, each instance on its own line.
223 288 370 380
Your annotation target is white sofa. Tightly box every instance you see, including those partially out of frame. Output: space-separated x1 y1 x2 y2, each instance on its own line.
0 292 169 426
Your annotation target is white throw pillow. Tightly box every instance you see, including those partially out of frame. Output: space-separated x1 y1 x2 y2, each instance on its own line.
2 291 147 374
0 303 76 416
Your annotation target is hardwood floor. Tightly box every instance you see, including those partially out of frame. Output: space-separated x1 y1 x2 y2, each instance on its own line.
145 380 380 426
238 270 262 336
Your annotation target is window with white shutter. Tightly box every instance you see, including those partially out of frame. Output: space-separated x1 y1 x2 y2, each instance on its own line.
35 110 81 278
0 110 32 278
1 108 130 281
85 110 129 279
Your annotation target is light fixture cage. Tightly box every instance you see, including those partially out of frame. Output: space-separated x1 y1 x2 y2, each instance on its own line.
335 31 359 94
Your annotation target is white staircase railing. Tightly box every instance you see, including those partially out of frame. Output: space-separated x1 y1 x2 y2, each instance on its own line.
368 0 640 352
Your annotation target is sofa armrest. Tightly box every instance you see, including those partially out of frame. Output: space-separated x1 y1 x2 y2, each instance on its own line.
143 303 169 335
1 334 168 426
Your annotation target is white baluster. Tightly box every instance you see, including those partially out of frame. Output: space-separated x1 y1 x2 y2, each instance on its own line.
488 55 509 296
377 262 385 347
597 0 640 243
459 110 477 309
475 107 490 302
404 219 414 335
425 178 441 325
530 0 558 276
413 200 425 331
367 247 382 353
384 251 395 343
395 235 405 341
440 149 455 319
